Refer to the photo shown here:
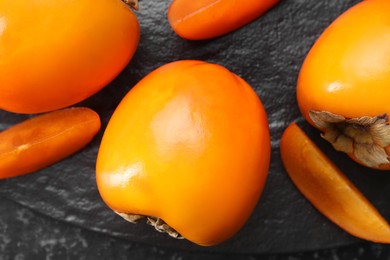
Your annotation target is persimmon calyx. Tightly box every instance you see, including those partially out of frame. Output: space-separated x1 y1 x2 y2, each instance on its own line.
146 217 184 239
115 211 184 239
309 110 390 168
115 212 144 223
122 0 139 10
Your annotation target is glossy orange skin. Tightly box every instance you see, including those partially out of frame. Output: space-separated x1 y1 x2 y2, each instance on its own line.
168 0 279 40
0 107 101 179
297 0 390 123
280 123 390 243
0 0 139 114
96 60 270 246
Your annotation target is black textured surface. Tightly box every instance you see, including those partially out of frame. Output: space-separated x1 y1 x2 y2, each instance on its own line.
1 0 389 255
1 196 390 259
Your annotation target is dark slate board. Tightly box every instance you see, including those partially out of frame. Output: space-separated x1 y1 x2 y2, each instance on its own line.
1 0 389 254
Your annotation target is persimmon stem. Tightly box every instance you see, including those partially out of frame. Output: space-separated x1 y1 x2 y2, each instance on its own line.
309 110 390 168
122 0 139 10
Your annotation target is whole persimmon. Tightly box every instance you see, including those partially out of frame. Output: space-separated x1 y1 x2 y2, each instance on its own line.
297 0 390 169
0 0 139 114
96 60 270 246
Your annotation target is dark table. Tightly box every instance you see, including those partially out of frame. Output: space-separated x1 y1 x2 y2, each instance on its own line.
0 196 389 260
1 0 390 259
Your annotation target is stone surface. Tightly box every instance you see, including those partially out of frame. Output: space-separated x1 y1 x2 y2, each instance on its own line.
1 0 390 255
0 197 390 259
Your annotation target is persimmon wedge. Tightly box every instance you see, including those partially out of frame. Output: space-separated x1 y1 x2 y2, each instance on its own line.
0 107 101 179
280 123 390 243
168 0 279 40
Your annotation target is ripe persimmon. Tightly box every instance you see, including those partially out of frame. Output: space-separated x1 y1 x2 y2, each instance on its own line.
96 60 270 246
0 107 101 179
297 0 390 169
168 0 279 40
0 0 139 114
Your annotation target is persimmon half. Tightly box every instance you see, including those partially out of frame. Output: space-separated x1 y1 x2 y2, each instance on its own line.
96 60 270 246
281 123 390 243
168 0 279 40
297 0 390 169
0 0 139 114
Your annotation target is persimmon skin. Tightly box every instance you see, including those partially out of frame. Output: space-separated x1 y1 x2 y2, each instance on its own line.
168 0 279 40
96 60 270 246
280 123 390 243
0 0 139 114
297 0 390 169
0 107 101 179
297 0 390 123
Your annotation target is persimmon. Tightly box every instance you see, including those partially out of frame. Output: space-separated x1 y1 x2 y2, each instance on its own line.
280 123 390 243
168 0 279 40
96 60 270 246
297 0 390 169
0 0 139 114
0 107 101 179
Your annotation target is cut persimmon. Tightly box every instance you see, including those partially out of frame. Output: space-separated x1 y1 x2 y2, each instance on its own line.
168 0 279 40
280 122 390 243
0 107 101 179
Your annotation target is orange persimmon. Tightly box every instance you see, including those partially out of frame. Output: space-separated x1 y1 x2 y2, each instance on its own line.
297 0 390 169
168 0 279 40
0 0 139 114
280 123 390 243
96 60 270 246
0 107 101 179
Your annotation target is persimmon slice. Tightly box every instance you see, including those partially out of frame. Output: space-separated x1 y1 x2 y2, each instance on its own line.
280 122 390 243
168 0 279 40
0 107 101 179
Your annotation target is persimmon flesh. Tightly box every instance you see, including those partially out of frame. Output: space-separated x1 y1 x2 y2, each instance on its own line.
168 0 279 40
0 107 101 179
0 0 139 114
280 123 390 243
96 60 270 246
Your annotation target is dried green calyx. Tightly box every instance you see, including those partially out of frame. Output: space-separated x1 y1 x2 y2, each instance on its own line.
309 110 390 168
115 211 184 239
